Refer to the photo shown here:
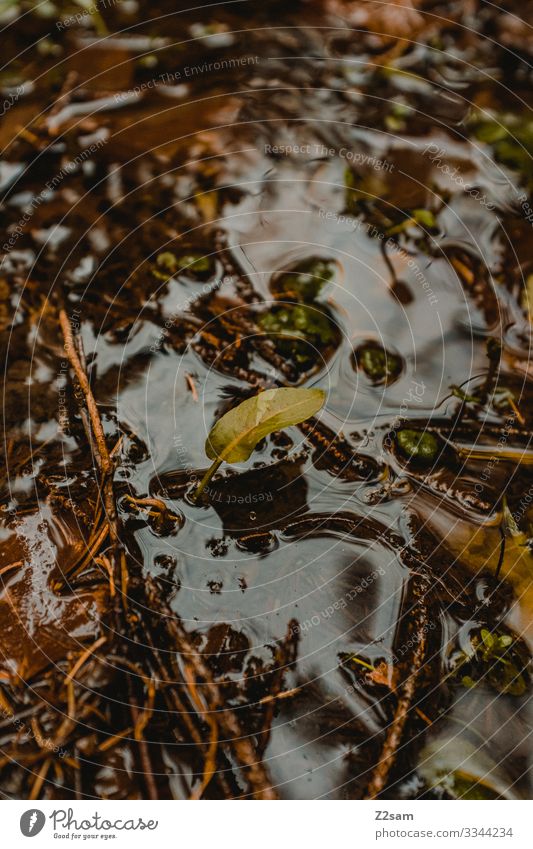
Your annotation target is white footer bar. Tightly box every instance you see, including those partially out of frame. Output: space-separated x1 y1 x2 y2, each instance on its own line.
3 799 531 848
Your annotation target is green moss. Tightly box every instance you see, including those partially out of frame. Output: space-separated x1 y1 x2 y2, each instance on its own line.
357 344 402 385
396 429 439 463
259 304 336 364
272 257 336 303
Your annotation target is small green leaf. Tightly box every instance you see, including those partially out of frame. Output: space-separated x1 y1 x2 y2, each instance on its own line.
450 384 479 403
412 208 437 229
480 628 494 650
180 253 212 275
344 167 359 214
385 113 406 132
153 251 213 281
493 663 527 696
195 388 326 500
502 497 522 538
396 429 439 464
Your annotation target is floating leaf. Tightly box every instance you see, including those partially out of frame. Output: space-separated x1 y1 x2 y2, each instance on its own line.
396 429 439 464
195 388 326 499
206 388 325 464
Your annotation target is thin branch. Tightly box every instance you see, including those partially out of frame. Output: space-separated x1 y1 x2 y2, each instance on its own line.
59 308 111 475
365 575 430 799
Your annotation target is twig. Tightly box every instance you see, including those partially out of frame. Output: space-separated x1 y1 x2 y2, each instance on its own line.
73 744 83 800
29 758 51 800
479 338 502 406
59 308 111 475
298 418 377 480
58 305 128 608
0 560 23 582
257 620 299 756
130 692 159 801
365 574 430 799
98 727 134 752
185 373 199 402
259 687 301 705
65 636 107 686
144 576 278 799
182 663 218 800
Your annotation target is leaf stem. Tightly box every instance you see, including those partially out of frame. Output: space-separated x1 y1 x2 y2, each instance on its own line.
194 459 223 502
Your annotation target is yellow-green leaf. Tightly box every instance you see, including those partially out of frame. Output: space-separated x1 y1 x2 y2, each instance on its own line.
206 387 325 463
195 388 325 500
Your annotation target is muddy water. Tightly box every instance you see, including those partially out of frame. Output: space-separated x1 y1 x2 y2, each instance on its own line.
0 1 532 799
